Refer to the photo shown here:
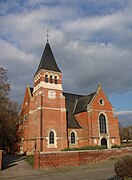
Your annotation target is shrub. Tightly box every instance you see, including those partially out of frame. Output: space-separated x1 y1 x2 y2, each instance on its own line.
111 145 123 149
62 145 107 151
114 155 132 178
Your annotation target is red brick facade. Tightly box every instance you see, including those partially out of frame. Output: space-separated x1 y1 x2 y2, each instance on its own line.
70 85 120 149
17 70 67 154
17 42 120 155
34 147 132 169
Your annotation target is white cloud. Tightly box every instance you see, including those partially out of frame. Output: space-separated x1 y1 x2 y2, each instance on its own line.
116 111 132 127
56 41 132 94
0 39 36 101
117 111 132 116
61 5 132 47
0 39 35 67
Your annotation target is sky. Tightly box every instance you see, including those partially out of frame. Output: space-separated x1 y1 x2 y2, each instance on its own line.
0 0 132 126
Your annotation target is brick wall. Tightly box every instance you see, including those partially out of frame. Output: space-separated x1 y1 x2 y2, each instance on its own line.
34 147 132 169
0 150 2 170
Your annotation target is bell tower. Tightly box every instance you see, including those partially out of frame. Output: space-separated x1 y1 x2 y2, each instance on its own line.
32 42 67 152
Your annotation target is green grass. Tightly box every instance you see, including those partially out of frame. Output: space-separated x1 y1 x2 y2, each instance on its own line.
62 145 107 151
25 155 34 167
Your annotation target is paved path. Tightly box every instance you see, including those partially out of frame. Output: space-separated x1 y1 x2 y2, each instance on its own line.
0 155 118 180
0 155 40 179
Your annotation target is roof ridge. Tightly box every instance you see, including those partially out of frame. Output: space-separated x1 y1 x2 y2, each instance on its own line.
86 91 97 96
63 92 84 97
73 99 78 114
74 91 96 102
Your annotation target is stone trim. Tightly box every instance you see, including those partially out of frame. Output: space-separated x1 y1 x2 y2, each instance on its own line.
46 129 58 148
29 107 66 114
33 81 62 93
98 112 110 148
69 130 78 146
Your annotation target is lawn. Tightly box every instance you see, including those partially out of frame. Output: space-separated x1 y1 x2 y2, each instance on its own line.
25 155 34 167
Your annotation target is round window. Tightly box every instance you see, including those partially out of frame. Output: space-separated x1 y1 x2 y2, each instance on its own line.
99 99 104 106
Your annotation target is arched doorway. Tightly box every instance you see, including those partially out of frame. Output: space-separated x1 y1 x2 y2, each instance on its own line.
101 138 107 147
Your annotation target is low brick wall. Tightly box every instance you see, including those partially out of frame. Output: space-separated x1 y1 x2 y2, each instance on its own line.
0 150 2 171
34 147 132 169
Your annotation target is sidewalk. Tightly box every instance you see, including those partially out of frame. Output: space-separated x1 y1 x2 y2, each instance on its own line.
0 155 41 179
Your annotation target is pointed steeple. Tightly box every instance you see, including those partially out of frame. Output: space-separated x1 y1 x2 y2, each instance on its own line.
35 42 61 75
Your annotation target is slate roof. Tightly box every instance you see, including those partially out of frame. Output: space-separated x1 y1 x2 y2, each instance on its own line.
35 42 61 74
74 92 96 114
63 91 96 128
63 92 84 128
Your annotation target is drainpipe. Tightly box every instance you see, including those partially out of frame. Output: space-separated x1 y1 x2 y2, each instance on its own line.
40 92 43 152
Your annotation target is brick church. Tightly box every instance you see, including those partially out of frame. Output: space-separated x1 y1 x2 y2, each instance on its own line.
17 42 120 155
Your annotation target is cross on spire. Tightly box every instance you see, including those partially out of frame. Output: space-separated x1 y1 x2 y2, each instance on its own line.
46 29 50 42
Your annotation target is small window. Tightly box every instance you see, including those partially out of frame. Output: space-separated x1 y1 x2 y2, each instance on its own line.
71 132 75 144
45 74 48 83
50 75 53 83
54 76 58 84
49 131 54 144
99 99 104 106
24 114 28 120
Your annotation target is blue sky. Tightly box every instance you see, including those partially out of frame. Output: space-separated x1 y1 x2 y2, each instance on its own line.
0 0 132 126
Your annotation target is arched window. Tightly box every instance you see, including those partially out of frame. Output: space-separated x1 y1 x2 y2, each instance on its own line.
49 131 54 144
99 114 107 134
45 74 48 83
54 76 58 84
71 132 75 144
50 75 53 83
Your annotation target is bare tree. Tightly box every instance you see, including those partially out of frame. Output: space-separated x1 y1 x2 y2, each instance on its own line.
119 124 132 145
0 67 19 152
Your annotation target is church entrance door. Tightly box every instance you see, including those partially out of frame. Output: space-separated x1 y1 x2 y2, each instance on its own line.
101 138 107 147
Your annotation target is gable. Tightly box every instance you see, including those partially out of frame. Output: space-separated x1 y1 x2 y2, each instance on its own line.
91 85 113 110
20 85 33 117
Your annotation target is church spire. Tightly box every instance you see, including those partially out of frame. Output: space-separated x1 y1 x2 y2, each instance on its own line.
35 42 61 75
